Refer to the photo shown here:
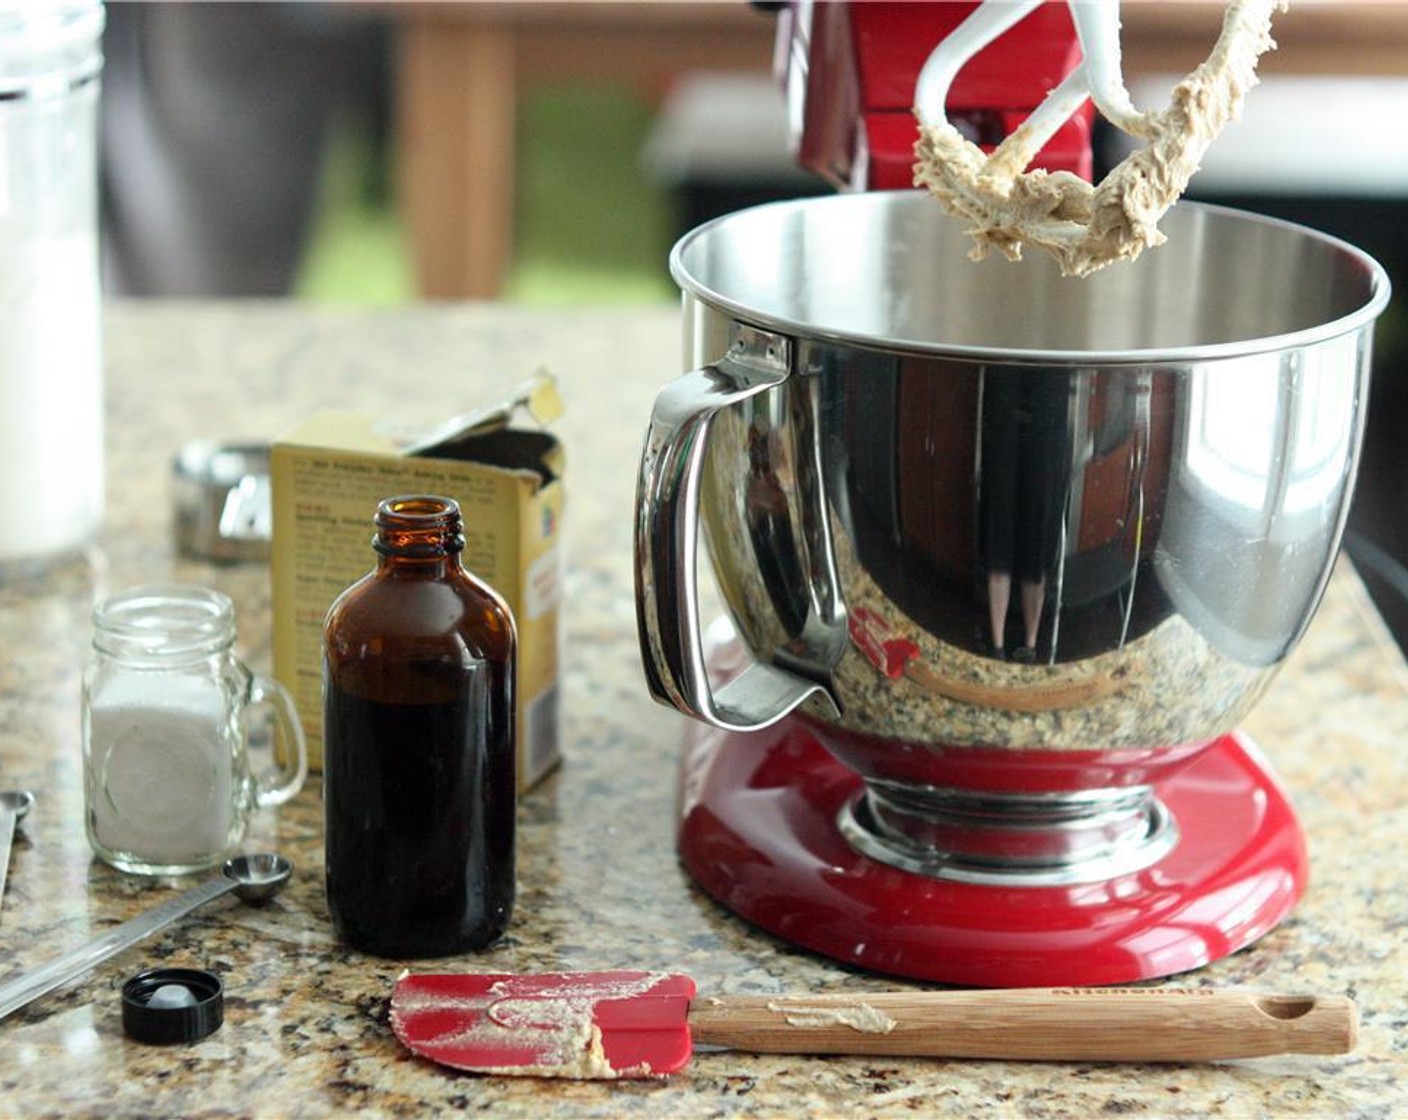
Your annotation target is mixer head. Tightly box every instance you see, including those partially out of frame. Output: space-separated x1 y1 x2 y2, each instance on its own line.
776 0 1092 189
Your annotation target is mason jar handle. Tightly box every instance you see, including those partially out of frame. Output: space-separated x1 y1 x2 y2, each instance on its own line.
634 327 836 732
248 673 308 808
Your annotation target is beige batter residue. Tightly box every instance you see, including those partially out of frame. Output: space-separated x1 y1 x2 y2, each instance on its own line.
913 0 1282 276
470 1022 636 1081
766 999 899 1034
391 972 675 1080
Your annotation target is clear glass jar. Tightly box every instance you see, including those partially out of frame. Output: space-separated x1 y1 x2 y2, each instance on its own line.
82 586 307 876
0 0 105 577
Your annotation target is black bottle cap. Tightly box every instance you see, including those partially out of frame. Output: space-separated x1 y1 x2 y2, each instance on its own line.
121 968 224 1044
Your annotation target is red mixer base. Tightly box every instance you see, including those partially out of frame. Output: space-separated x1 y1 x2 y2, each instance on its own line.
676 720 1307 987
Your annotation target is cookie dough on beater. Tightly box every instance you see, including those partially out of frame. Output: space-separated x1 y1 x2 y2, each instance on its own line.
912 0 1283 277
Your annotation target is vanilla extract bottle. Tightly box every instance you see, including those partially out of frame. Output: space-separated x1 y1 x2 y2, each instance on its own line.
323 495 516 957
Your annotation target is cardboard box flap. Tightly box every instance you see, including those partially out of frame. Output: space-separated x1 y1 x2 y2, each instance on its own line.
276 371 563 488
405 370 563 456
429 428 561 485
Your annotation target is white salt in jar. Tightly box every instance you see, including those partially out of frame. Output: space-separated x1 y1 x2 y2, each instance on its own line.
81 586 307 876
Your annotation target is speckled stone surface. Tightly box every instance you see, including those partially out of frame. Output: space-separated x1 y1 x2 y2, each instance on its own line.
1 303 1406 1117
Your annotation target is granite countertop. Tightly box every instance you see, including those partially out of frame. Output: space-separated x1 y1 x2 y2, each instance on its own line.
2 302 1406 1117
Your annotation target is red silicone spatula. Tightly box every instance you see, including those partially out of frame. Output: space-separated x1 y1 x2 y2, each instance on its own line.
389 971 1357 1080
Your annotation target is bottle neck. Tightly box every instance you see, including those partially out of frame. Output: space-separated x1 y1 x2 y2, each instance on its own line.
373 495 465 574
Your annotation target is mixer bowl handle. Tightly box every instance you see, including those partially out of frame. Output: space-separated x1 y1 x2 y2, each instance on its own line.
635 327 838 732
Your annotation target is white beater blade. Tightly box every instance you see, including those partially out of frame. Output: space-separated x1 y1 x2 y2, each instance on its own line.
914 0 1044 128
1068 0 1143 133
916 0 1147 172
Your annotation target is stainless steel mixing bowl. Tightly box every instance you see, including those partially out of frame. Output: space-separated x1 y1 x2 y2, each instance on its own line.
636 192 1390 884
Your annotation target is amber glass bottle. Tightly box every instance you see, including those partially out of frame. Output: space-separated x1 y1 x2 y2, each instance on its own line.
323 495 516 957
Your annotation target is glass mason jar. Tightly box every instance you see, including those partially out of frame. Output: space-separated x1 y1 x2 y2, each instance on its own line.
82 586 307 876
0 0 105 577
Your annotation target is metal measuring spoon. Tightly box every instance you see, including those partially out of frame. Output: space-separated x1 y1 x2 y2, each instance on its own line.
0 791 35 926
0 852 292 1022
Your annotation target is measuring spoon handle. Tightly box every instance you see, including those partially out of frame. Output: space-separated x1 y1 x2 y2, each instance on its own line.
0 875 237 1022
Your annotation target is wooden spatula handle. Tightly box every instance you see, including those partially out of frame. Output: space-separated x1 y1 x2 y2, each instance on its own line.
688 988 1357 1062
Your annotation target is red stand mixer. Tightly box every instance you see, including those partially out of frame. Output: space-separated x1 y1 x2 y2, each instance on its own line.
776 0 1092 189
634 2 1392 987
